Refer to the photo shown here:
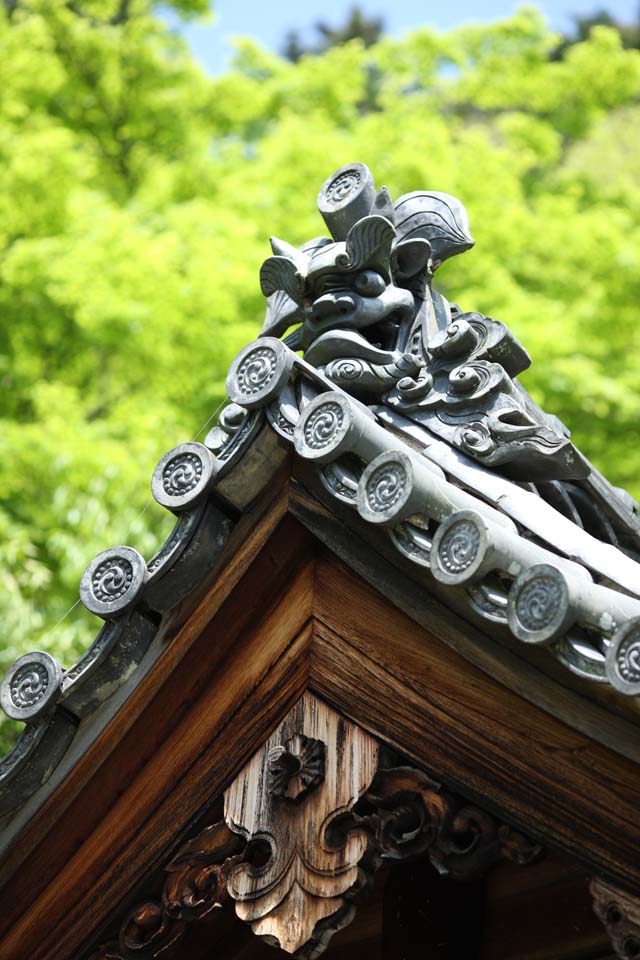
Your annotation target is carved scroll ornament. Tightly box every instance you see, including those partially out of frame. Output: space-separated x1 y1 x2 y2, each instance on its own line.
89 694 541 960
88 819 248 960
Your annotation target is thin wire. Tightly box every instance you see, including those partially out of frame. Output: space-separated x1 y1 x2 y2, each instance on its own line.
190 396 228 442
40 598 82 641
39 396 230 641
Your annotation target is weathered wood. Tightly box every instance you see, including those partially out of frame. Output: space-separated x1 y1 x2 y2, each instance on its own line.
309 555 640 891
83 707 542 960
224 692 379 954
89 852 616 960
141 872 388 960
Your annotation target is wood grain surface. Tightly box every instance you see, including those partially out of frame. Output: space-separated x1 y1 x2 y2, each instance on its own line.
309 555 640 890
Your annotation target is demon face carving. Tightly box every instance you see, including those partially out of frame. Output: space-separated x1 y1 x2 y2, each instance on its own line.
259 163 475 399
255 162 591 481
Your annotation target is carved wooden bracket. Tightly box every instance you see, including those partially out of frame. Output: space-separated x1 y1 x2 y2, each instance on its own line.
591 877 640 959
88 693 541 960
224 692 379 953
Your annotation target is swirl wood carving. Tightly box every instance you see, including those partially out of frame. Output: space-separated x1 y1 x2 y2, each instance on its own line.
88 693 541 959
88 819 247 960
366 764 541 880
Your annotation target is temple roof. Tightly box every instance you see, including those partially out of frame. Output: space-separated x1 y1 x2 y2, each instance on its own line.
1 162 639 860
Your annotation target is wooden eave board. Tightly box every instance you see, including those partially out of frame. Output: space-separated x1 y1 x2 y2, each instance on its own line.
0 483 638 960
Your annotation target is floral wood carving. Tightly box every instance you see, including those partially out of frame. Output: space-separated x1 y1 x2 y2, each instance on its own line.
88 700 542 960
223 692 380 955
591 877 640 959
267 734 325 801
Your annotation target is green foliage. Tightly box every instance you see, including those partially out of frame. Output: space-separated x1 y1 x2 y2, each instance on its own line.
1 3 639 751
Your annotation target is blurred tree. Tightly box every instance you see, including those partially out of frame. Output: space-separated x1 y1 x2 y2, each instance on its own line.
552 5 640 56
282 5 384 61
1 5 639 750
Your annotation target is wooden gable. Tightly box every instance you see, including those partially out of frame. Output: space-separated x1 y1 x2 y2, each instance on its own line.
0 461 637 959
